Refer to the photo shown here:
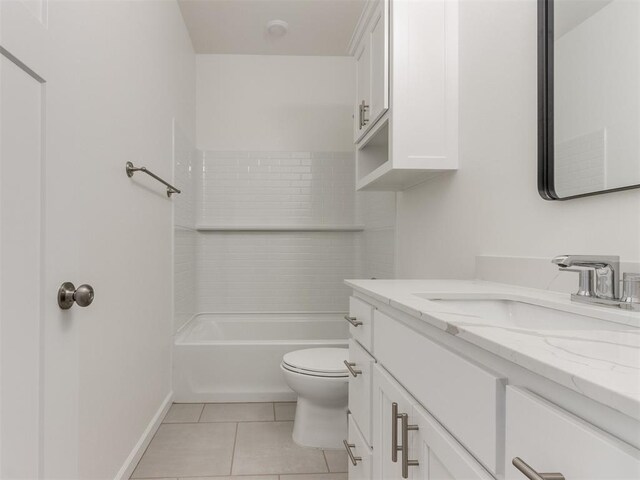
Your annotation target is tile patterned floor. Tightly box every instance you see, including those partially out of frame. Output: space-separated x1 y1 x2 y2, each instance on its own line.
130 402 348 480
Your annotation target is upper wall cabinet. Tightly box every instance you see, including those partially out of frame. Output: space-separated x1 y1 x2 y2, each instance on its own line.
349 0 459 191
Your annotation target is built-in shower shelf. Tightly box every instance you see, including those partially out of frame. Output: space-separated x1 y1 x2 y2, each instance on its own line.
195 224 365 232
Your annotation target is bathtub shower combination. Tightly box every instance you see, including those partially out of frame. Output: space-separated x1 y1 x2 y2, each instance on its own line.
173 312 349 403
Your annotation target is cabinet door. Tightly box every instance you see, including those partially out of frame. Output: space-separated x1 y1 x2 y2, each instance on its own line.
505 387 640 480
348 414 373 480
372 364 418 480
354 39 371 141
412 404 494 480
368 0 389 127
348 339 375 446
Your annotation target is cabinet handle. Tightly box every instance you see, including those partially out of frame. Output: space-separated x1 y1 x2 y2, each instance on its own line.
400 413 419 478
361 100 369 125
358 103 363 129
343 440 362 466
513 458 565 480
391 402 400 462
344 360 362 377
344 314 363 327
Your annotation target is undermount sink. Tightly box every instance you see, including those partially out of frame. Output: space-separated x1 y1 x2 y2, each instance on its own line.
411 295 606 330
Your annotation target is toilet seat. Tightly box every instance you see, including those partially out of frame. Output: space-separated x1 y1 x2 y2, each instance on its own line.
282 348 349 378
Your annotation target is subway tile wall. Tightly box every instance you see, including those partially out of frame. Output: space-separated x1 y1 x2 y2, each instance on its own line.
175 149 396 318
199 151 357 226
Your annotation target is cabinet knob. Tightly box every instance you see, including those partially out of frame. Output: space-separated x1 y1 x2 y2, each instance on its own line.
513 457 565 480
58 282 95 310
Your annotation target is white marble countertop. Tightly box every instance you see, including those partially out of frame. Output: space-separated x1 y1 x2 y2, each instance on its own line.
345 279 640 421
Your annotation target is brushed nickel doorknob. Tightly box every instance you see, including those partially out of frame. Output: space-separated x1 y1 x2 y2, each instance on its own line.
58 282 95 309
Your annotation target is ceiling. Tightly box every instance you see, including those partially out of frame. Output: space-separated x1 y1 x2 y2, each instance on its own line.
178 0 366 56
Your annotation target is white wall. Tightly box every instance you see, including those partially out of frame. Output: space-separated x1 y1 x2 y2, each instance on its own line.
396 0 640 280
196 55 355 151
45 1 195 477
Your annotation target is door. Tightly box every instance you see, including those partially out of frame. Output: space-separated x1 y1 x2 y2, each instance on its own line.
354 39 370 141
368 0 389 127
0 1 81 478
412 404 493 480
372 364 418 479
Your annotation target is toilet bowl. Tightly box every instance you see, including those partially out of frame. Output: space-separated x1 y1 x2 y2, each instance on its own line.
280 348 349 449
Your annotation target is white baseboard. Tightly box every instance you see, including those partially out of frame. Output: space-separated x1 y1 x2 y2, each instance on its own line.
173 391 297 403
114 390 173 480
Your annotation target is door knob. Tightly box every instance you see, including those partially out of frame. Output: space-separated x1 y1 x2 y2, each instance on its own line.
58 282 94 309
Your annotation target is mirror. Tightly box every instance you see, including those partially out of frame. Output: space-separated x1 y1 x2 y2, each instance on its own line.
538 0 640 200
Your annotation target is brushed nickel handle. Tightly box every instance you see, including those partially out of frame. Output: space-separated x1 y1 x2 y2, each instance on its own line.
361 100 369 125
343 440 362 466
58 282 95 310
344 360 362 377
513 457 565 480
391 402 401 462
400 413 419 478
358 103 363 129
344 314 363 327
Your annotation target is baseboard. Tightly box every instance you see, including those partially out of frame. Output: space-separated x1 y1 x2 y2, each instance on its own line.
173 391 297 403
114 390 173 480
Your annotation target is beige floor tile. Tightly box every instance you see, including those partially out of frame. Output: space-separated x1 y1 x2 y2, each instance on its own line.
162 403 204 423
200 402 274 423
274 402 296 421
232 421 328 475
130 423 236 478
323 450 348 473
281 474 348 480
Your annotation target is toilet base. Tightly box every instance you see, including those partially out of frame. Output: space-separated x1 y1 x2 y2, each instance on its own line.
292 396 348 449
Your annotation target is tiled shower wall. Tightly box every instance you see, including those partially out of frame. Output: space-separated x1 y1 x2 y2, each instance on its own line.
174 149 396 320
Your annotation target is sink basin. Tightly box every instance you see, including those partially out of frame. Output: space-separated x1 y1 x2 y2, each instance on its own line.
411 295 608 330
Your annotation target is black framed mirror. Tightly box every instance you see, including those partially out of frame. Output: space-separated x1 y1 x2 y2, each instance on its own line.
538 0 640 200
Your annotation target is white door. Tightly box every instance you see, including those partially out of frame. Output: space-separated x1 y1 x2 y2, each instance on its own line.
0 1 82 478
372 364 418 480
354 39 371 141
367 0 389 127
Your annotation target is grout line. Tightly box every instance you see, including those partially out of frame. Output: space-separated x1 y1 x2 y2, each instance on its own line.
229 422 239 476
322 450 331 473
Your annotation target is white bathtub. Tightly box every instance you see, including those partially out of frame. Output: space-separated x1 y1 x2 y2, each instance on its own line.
173 313 349 402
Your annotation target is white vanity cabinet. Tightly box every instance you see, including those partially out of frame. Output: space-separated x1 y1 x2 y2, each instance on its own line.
345 287 640 480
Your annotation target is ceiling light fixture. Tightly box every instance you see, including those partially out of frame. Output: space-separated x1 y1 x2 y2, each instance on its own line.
266 19 289 37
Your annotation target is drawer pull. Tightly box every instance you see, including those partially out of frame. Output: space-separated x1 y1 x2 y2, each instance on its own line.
391 402 400 462
343 440 362 466
400 413 419 478
513 457 565 480
344 314 363 327
344 360 362 377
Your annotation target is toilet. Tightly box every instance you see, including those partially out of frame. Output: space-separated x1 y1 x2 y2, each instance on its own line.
280 348 349 449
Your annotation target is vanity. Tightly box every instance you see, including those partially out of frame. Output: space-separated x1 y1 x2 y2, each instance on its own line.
342 279 640 480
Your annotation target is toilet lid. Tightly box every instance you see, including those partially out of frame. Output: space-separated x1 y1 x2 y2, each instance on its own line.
282 348 349 375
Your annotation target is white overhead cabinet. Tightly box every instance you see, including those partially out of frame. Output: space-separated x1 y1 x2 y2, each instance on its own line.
349 0 459 190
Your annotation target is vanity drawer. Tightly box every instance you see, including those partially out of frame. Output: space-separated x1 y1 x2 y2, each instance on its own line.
348 338 375 446
373 310 505 475
505 387 640 480
346 414 373 480
348 296 374 352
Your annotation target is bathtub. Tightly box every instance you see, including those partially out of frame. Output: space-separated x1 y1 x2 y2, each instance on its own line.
173 313 349 402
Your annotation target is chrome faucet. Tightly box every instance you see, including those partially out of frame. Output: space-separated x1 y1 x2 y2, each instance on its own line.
552 255 639 311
